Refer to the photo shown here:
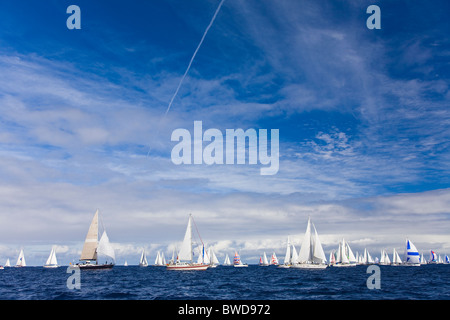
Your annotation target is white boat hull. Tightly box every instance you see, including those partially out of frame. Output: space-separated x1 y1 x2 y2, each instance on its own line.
234 264 248 268
292 263 328 269
43 265 59 268
166 263 209 271
331 263 357 267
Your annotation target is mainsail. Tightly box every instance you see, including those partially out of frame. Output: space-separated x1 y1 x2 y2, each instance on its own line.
80 210 99 261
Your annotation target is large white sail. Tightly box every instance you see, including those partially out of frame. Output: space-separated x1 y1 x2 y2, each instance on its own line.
177 215 193 262
297 218 312 263
312 224 327 264
97 231 115 263
283 237 291 265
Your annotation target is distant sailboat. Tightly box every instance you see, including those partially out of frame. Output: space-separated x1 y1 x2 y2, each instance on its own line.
76 209 115 269
208 248 219 268
233 251 248 267
270 252 279 265
124 260 128 266
391 248 402 265
259 252 269 266
420 253 427 265
379 249 391 265
429 250 438 264
166 214 209 270
333 239 356 267
278 237 291 268
44 246 59 268
223 254 232 266
404 238 421 266
361 248 375 265
139 249 148 267
291 217 327 269
5 259 10 267
154 251 166 266
15 249 26 267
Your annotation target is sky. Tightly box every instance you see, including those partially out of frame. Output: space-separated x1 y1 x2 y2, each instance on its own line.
0 0 449 266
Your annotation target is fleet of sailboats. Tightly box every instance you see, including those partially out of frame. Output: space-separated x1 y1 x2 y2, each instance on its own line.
3 212 450 269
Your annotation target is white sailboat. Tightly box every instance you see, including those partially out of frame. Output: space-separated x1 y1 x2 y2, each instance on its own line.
420 253 427 265
166 214 209 270
223 254 232 266
76 209 115 269
44 246 59 268
361 248 375 265
154 251 166 266
391 248 402 265
333 239 356 267
291 217 327 269
233 251 248 267
208 247 219 268
379 249 391 265
139 249 148 267
15 249 26 267
5 258 11 267
404 238 421 266
278 237 291 268
259 252 269 266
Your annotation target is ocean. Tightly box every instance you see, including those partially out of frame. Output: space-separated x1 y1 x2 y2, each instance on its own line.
1 264 449 301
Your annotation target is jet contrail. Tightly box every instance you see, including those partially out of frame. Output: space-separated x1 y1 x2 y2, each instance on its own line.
164 0 225 117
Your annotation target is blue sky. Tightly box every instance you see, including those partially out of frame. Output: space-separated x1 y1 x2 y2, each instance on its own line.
0 0 449 265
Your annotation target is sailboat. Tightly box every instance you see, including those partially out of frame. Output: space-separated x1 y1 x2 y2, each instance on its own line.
429 250 438 264
379 249 391 265
278 237 291 268
154 251 166 266
420 253 427 265
333 239 357 267
223 254 232 266
391 248 402 266
15 249 26 267
270 252 279 265
139 249 148 267
233 251 248 267
5 259 10 267
291 217 327 269
44 246 59 268
404 238 421 266
259 252 269 266
166 214 209 270
76 209 115 269
208 247 219 268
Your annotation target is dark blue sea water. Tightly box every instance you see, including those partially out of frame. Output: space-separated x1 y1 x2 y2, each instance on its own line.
0 264 449 300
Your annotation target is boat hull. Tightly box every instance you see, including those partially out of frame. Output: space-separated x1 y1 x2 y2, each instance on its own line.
43 265 59 268
234 264 248 267
166 263 209 271
331 263 357 267
77 263 114 270
292 263 328 269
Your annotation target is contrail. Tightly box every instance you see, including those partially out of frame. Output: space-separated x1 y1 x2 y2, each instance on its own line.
164 0 225 117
